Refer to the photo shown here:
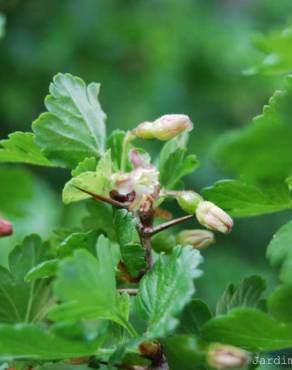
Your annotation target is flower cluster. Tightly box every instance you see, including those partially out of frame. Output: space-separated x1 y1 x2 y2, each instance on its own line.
109 114 233 247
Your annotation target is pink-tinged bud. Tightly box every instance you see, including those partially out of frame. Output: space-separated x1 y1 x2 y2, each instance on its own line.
130 150 151 169
133 114 193 141
0 218 13 237
177 191 203 214
177 229 215 249
196 201 233 234
208 344 249 369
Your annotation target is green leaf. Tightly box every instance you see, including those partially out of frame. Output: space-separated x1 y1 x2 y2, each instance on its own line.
247 25 292 75
177 299 212 335
136 246 203 339
214 76 292 182
0 132 52 167
113 209 146 277
0 323 105 361
49 236 131 331
202 307 292 351
203 180 292 217
162 335 206 370
71 157 98 177
159 132 199 189
268 285 292 323
62 150 112 204
0 235 52 324
57 230 98 257
216 276 266 315
25 259 59 282
32 73 107 168
266 220 292 284
107 129 126 170
83 202 116 240
159 148 199 189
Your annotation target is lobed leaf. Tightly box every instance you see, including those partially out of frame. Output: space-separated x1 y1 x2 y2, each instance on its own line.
33 73 106 168
0 323 105 361
49 236 130 330
202 307 292 351
203 180 292 217
136 246 203 339
214 76 292 182
62 150 112 204
0 132 52 167
113 209 146 277
216 275 266 315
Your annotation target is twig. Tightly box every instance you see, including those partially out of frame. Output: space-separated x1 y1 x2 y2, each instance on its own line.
139 233 153 268
73 186 129 209
148 215 194 236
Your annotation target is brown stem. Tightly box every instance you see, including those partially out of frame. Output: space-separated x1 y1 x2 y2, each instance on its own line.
149 215 194 236
73 186 129 209
118 288 138 295
139 233 153 269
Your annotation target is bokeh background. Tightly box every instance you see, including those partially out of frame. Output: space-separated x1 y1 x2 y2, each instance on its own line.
1 0 292 326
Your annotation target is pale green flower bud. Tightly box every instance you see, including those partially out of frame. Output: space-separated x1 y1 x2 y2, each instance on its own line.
177 191 203 214
196 201 233 234
207 344 249 369
133 114 193 141
177 229 215 249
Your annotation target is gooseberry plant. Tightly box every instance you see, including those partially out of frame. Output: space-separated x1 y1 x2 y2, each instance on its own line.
1 67 292 370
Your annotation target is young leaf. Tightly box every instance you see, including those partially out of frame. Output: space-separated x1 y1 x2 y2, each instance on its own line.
202 307 292 351
83 201 116 240
0 323 105 361
107 129 126 170
159 148 199 189
159 132 199 189
62 150 112 204
214 76 292 182
0 235 52 323
266 220 292 284
0 132 52 167
49 236 131 331
32 73 107 168
216 275 266 315
203 180 292 217
25 259 59 282
136 246 203 339
268 285 292 323
113 209 146 277
177 299 212 335
71 157 98 177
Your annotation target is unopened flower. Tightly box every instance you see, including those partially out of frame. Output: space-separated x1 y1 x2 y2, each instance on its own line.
208 344 249 369
196 201 233 234
177 229 215 249
0 218 13 237
177 191 203 214
133 114 193 141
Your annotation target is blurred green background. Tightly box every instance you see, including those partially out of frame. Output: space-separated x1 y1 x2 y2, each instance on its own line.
1 0 292 309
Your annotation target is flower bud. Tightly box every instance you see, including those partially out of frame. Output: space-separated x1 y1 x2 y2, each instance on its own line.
133 114 193 141
0 218 13 237
208 344 249 369
196 201 233 234
177 229 215 249
177 191 203 214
